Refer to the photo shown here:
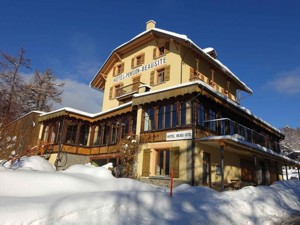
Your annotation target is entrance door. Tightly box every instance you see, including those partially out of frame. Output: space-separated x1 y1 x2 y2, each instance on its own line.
203 152 211 186
240 159 255 183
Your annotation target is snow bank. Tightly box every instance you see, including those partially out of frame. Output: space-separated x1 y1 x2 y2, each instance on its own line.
1 156 55 171
62 163 115 179
0 157 299 225
18 156 56 172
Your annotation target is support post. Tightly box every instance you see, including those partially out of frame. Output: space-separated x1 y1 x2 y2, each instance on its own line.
170 168 174 197
254 155 258 185
191 100 195 186
219 140 225 191
285 164 288 180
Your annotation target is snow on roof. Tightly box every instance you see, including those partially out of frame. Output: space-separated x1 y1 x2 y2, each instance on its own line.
90 27 253 94
199 135 300 166
10 110 45 124
133 80 282 135
40 102 132 119
203 47 215 53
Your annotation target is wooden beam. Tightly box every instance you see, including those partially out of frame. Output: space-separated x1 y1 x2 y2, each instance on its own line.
150 33 159 44
114 52 122 62
100 73 107 81
171 39 180 51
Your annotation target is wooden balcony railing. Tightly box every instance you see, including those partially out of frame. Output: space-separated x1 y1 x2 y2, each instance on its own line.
202 118 281 153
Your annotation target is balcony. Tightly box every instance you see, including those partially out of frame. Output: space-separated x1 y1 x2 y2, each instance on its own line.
202 118 280 153
116 82 146 101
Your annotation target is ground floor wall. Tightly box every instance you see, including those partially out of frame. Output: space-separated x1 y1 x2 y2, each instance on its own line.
45 141 293 189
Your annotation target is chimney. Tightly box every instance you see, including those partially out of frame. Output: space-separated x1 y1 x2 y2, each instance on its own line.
146 20 156 30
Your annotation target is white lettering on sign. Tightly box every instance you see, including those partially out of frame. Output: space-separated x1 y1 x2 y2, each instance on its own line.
113 57 166 83
166 130 193 141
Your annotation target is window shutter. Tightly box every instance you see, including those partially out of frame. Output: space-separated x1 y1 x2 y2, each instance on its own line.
170 147 180 178
165 65 170 81
121 63 124 74
153 48 157 59
141 53 145 64
142 149 151 177
132 76 140 91
117 83 123 97
190 67 195 80
109 87 113 99
131 58 134 69
150 71 155 86
164 42 170 53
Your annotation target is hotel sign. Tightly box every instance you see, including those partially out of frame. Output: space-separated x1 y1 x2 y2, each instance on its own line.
166 130 193 141
113 57 166 83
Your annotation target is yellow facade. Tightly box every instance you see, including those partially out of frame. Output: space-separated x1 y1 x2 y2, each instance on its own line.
38 21 300 189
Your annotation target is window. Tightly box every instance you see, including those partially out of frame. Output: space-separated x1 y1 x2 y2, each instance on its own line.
153 42 170 59
172 103 178 127
142 147 179 178
158 106 164 129
65 122 77 144
131 53 145 68
111 126 117 144
79 124 90 146
159 46 165 56
121 117 132 139
113 63 124 76
144 108 154 131
156 150 170 176
109 83 124 99
165 105 171 128
103 125 110 145
197 103 205 127
180 102 186 126
143 102 191 131
150 65 170 86
209 109 216 132
93 126 101 146
180 101 191 127
157 69 165 84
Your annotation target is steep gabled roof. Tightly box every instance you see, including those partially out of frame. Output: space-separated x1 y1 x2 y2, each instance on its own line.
89 26 253 94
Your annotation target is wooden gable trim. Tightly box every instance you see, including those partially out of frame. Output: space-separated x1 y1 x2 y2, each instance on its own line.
100 73 107 80
150 33 159 44
172 39 180 51
114 52 122 62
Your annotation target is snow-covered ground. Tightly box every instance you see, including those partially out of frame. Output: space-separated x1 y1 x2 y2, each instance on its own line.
0 156 300 225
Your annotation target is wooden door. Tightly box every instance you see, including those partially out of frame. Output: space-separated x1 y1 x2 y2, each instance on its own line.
203 152 211 186
240 159 255 183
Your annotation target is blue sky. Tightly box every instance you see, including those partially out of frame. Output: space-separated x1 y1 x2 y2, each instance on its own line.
1 0 300 128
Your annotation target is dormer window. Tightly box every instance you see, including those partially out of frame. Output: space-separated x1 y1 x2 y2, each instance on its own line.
153 42 170 59
113 63 124 76
131 53 145 68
